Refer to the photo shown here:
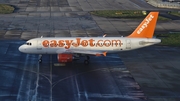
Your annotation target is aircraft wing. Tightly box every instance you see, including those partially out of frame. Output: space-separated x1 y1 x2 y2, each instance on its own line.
56 49 107 56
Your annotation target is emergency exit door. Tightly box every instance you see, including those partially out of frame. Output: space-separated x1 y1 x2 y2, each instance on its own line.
126 40 131 49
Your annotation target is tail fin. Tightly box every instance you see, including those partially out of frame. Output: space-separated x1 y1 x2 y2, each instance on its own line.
128 12 159 38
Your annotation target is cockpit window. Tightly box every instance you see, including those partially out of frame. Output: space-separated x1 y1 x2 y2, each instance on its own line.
26 42 32 45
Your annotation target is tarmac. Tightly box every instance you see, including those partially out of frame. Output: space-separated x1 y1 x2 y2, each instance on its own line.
0 0 180 101
119 46 180 101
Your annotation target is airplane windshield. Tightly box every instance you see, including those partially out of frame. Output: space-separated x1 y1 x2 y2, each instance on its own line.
26 42 32 45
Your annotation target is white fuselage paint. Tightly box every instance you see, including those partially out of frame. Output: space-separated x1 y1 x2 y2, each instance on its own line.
19 37 161 55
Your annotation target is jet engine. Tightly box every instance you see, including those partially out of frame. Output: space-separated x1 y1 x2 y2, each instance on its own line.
57 54 73 63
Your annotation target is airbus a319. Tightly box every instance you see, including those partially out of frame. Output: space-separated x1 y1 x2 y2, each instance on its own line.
19 12 161 64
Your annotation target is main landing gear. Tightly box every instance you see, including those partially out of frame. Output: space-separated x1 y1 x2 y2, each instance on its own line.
84 56 90 65
38 54 90 64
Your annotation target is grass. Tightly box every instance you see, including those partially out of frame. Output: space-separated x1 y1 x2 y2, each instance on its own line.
0 4 14 14
158 16 170 20
157 33 180 47
168 11 180 17
90 10 171 20
90 10 145 18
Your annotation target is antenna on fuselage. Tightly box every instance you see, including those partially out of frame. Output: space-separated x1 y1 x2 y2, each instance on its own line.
41 36 43 38
103 34 107 37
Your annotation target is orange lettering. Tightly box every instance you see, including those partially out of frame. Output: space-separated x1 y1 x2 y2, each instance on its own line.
81 40 88 47
50 40 57 47
65 40 73 49
104 40 111 47
72 38 81 47
42 40 49 47
112 40 121 47
58 40 64 47
42 39 122 48
89 39 95 47
96 40 103 47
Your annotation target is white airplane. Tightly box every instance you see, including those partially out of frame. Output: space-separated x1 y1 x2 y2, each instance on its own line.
19 12 161 64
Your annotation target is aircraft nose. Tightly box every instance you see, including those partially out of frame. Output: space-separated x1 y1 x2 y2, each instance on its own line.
19 45 26 53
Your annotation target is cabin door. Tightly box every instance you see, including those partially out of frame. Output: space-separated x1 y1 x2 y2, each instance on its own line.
37 40 42 50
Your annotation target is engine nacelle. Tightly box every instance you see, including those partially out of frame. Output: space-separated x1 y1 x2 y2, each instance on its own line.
57 54 73 63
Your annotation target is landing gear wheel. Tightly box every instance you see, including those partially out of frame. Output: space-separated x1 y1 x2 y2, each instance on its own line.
84 60 89 65
39 59 42 63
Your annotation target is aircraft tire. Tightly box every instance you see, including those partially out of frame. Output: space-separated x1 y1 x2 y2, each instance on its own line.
39 59 42 63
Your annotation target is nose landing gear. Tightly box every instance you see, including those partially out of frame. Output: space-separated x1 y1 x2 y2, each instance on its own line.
39 54 42 63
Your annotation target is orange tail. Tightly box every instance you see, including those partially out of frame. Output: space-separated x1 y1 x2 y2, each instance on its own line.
128 12 159 38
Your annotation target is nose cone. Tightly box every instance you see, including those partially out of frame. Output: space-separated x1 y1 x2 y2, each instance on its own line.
19 45 26 53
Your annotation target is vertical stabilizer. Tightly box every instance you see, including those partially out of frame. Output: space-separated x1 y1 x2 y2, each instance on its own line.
128 12 159 38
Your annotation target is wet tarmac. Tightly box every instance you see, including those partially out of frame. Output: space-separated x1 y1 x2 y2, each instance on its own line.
0 40 146 101
119 46 180 101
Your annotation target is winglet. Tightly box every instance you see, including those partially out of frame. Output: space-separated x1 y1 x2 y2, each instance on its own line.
103 51 107 56
127 12 159 38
